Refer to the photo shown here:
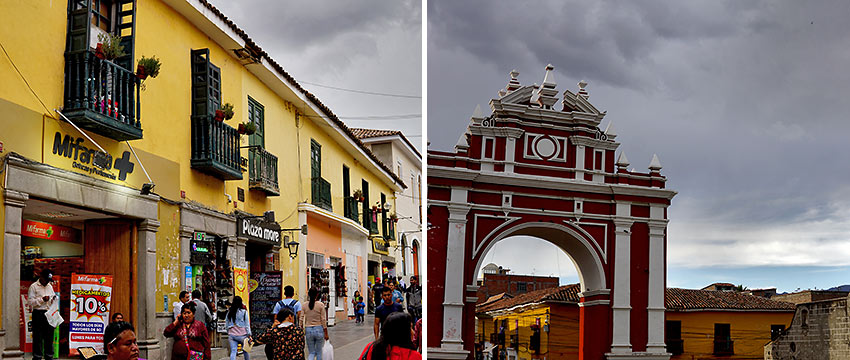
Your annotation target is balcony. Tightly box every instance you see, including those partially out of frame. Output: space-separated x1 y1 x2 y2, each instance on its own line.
666 339 683 355
249 147 279 195
311 177 332 211
713 339 733 356
344 196 359 223
190 117 242 180
365 208 379 235
63 51 141 141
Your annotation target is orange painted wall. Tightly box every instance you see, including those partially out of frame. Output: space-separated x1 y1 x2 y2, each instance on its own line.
305 215 343 262
666 311 794 359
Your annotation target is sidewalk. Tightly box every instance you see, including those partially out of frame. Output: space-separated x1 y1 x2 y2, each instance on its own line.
215 315 375 360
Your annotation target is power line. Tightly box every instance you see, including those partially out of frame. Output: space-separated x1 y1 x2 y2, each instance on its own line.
299 80 421 99
300 113 421 121
0 40 53 117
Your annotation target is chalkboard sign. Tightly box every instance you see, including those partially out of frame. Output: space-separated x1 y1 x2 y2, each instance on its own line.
249 272 282 337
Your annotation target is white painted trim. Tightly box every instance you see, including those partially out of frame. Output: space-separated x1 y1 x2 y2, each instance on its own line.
566 220 608 264
579 289 612 298
297 203 369 237
358 135 422 161
468 125 525 139
611 217 633 353
441 190 470 349
578 299 610 307
472 214 521 259
430 199 661 226
522 133 568 162
570 135 620 150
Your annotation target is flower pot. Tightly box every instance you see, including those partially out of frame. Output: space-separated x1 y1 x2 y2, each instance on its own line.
215 110 225 122
237 123 247 134
136 64 148 80
95 43 105 60
359 197 365 202
244 126 256 135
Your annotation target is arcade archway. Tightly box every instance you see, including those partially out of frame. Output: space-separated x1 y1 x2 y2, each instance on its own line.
427 65 676 360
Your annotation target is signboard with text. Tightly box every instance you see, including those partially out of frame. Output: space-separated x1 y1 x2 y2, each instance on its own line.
69 274 113 355
238 218 281 245
21 220 79 243
248 272 281 336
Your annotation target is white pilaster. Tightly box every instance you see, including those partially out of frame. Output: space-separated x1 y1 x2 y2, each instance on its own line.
3 190 27 360
576 145 586 179
505 138 516 173
441 188 470 351
611 201 632 354
646 208 668 354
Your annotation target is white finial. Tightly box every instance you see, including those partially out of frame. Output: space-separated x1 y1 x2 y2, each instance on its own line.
455 133 469 151
604 121 618 140
616 152 630 168
648 154 662 171
505 69 521 94
578 80 589 99
498 89 507 97
541 64 556 87
473 104 483 118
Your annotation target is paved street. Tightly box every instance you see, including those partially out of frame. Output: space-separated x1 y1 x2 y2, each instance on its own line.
215 315 375 360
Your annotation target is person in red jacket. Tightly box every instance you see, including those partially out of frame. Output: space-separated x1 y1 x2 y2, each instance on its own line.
359 312 421 360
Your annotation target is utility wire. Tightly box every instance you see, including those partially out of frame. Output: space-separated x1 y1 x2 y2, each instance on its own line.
299 80 421 99
1 40 53 117
300 113 421 121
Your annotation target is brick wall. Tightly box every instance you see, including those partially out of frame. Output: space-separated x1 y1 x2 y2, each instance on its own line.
476 273 559 304
765 295 850 359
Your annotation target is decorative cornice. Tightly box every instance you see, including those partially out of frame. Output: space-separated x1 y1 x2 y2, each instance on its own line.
180 201 236 223
468 125 525 139
138 219 161 232
570 135 620 150
3 189 29 207
179 225 195 238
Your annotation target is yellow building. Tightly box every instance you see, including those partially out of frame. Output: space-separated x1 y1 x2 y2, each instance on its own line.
476 284 582 360
475 286 795 360
665 288 795 359
0 0 404 359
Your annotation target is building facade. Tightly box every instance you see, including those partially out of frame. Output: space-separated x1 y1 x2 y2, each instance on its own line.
765 295 850 360
0 1 403 359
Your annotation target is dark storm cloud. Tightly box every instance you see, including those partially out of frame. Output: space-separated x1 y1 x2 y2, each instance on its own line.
429 0 850 275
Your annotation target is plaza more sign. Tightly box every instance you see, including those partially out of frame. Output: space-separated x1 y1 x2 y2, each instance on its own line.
238 217 281 245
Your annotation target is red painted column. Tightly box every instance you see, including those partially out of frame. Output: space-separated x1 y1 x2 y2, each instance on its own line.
579 294 611 360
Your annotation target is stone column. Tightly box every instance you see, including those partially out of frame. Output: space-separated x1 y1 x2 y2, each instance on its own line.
2 190 27 360
137 219 161 360
610 212 633 354
441 188 470 350
232 237 247 269
646 217 669 355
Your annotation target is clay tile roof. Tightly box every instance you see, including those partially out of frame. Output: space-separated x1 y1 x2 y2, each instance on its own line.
194 0 406 189
351 128 402 139
477 284 581 313
666 288 796 311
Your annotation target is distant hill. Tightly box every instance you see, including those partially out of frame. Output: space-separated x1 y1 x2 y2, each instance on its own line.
827 285 850 292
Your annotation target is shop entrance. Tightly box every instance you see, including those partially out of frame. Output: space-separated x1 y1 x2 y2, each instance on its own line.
20 199 136 357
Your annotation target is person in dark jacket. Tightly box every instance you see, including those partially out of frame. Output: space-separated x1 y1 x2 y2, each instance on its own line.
256 308 305 360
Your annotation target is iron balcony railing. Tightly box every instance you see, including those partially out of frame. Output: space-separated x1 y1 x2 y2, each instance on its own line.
311 177 332 211
713 339 733 356
249 147 279 195
63 50 142 141
365 208 379 234
344 196 359 223
666 339 684 355
190 117 242 180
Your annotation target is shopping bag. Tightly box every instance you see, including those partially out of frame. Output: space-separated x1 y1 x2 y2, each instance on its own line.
322 340 333 360
242 337 254 352
46 298 63 327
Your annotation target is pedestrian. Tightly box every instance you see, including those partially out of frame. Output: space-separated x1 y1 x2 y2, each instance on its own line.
225 296 251 360
255 308 305 360
367 282 375 314
413 318 422 353
273 286 303 325
303 287 328 360
104 321 139 360
388 281 403 305
191 290 214 336
111 313 124 323
359 312 421 360
374 287 404 339
163 301 211 360
372 279 384 309
28 268 57 360
405 276 422 323
173 291 190 321
355 295 366 325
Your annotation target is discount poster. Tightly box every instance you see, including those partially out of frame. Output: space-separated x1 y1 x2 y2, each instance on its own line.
69 274 113 355
233 267 250 314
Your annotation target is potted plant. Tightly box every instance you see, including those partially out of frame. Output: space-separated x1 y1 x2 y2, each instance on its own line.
136 55 161 80
352 189 363 202
238 122 256 135
221 103 235 120
94 43 105 60
390 213 398 223
97 33 126 61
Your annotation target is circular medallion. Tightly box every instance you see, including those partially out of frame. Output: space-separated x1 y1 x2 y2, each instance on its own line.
535 136 557 159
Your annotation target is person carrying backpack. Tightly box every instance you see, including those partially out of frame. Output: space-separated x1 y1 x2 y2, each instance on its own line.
268 285 302 360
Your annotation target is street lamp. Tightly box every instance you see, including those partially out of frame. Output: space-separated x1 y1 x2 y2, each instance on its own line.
283 235 299 259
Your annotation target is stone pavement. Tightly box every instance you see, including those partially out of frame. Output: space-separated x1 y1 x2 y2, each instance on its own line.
214 314 375 360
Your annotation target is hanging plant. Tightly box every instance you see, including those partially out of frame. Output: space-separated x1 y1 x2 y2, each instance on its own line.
136 55 161 80
97 33 126 60
215 109 225 122
390 213 398 223
238 121 257 135
94 43 105 60
221 103 235 120
352 189 363 202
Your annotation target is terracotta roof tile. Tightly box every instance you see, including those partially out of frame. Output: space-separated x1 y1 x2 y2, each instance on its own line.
477 284 580 313
666 288 796 311
351 128 402 139
194 0 407 189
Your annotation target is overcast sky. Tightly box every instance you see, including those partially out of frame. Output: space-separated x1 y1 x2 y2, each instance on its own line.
207 0 422 148
430 0 850 293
